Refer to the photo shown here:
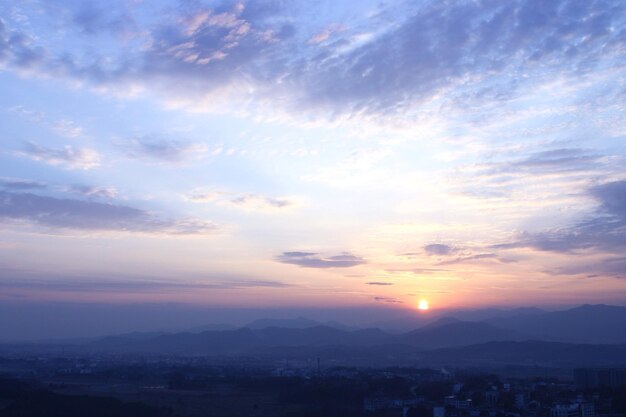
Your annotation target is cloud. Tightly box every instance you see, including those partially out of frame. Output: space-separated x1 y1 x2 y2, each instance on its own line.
386 267 446 275
18 142 100 170
187 189 297 211
592 179 626 218
498 180 626 253
454 148 616 199
52 119 83 138
0 190 218 235
308 24 345 44
374 296 403 304
437 253 516 266
276 251 365 268
64 185 118 199
290 0 626 116
545 256 626 279
71 2 137 37
471 148 610 178
8 105 85 138
7 105 45 122
366 282 393 286
0 177 47 190
0 178 117 199
3 0 623 120
424 244 454 256
0 276 292 294
230 193 295 210
125 136 208 163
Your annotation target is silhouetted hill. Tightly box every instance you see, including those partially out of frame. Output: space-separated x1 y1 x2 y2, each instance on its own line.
245 317 353 331
449 307 546 322
369 307 545 332
420 340 626 367
87 326 395 355
417 317 462 330
486 304 626 344
86 321 526 354
254 326 390 346
186 323 238 332
402 321 522 349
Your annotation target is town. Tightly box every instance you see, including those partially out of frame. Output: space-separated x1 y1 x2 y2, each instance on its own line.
1 354 625 417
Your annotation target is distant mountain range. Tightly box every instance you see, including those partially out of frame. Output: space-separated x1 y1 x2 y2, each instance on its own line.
420 340 626 368
76 304 626 353
366 306 546 332
485 304 626 344
3 304 626 368
242 317 355 331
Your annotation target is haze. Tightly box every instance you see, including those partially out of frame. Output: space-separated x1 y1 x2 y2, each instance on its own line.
1 0 626 340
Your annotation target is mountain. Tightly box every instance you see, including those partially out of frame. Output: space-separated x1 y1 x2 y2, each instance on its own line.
186 323 238 333
486 304 626 344
402 321 522 349
365 315 441 333
420 340 626 368
86 321 522 355
244 317 353 330
447 307 546 322
86 326 395 355
368 307 546 332
417 316 462 330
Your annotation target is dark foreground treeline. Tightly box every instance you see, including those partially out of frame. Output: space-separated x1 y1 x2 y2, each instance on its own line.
3 372 626 417
0 378 163 417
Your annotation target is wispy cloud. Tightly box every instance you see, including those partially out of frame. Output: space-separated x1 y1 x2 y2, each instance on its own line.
308 23 345 44
545 256 626 280
64 185 118 199
125 136 208 163
497 180 626 254
0 276 292 294
187 189 298 211
437 253 516 266
4 1 622 120
0 191 218 235
453 148 617 199
18 142 100 170
276 251 365 268
52 119 83 138
9 105 84 138
0 177 47 190
374 296 402 304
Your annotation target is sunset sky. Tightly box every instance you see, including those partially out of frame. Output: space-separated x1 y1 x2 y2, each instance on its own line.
1 0 626 337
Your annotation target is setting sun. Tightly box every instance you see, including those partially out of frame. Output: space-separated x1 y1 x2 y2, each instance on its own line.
418 300 430 310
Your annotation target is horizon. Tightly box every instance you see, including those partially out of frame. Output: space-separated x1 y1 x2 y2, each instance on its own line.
2 0 626 342
1 301 623 342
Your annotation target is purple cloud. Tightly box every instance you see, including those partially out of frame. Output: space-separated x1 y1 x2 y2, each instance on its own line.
277 251 365 268
0 191 218 235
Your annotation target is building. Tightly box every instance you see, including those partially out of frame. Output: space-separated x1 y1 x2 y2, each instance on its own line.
574 368 626 389
433 406 446 417
445 396 472 409
551 404 580 417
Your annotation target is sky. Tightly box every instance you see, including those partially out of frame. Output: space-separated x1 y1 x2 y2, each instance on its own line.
1 0 626 338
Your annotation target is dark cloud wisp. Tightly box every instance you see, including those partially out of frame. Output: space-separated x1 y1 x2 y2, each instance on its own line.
0 191 218 235
277 251 365 268
424 244 454 256
125 137 207 163
498 180 626 253
0 177 47 190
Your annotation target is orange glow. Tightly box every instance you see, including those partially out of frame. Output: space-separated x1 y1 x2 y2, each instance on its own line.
418 299 429 310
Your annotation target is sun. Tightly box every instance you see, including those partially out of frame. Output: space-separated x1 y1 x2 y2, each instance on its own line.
418 299 429 310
